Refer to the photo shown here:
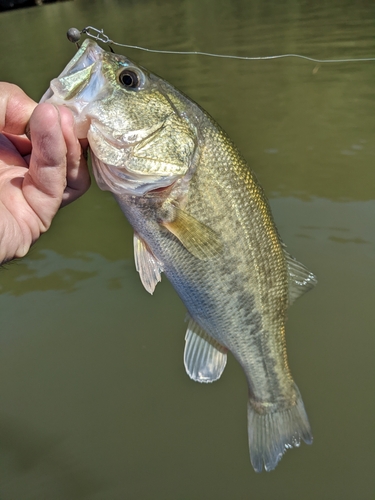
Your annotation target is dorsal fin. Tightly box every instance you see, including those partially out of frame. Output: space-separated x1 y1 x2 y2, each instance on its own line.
284 250 317 306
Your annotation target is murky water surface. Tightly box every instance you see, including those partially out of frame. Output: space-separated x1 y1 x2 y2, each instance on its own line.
0 1 374 498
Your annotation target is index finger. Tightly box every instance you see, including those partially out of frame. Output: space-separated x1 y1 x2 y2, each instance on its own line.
0 82 37 135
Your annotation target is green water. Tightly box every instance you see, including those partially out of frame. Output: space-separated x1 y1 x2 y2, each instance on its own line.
0 0 374 498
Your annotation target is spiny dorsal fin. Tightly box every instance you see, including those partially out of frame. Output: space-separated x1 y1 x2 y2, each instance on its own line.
184 316 227 383
161 207 223 260
133 232 163 294
284 250 317 306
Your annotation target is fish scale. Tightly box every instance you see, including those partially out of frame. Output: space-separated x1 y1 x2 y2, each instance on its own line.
42 38 317 472
184 123 290 391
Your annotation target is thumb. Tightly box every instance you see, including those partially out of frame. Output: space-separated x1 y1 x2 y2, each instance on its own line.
22 103 68 231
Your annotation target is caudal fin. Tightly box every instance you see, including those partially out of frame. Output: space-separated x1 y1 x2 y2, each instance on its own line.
247 385 312 472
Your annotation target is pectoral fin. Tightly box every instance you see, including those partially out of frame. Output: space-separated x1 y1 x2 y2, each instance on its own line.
133 232 163 294
184 316 227 383
284 250 317 306
160 207 223 260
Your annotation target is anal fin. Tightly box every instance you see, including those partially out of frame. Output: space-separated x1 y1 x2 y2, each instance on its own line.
133 232 163 294
184 316 227 383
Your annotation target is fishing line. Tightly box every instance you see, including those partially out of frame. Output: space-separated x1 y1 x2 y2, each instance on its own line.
67 26 375 64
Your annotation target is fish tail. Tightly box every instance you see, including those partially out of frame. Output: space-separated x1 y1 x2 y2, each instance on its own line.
247 384 312 472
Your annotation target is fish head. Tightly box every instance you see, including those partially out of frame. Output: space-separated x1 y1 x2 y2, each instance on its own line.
42 39 199 195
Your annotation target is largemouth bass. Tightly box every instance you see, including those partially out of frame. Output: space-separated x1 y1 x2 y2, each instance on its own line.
42 39 317 472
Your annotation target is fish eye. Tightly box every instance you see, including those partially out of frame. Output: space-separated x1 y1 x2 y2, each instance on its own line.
118 69 140 89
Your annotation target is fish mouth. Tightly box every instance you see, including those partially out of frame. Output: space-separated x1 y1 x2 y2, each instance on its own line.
40 40 105 138
41 39 102 101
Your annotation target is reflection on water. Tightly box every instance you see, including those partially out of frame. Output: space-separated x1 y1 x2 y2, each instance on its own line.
272 198 375 249
0 0 374 498
0 250 127 296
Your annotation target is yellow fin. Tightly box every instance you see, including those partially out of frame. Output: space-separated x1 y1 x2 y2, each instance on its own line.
161 208 222 260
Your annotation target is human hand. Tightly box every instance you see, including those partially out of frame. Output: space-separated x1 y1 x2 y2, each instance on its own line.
0 83 90 264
